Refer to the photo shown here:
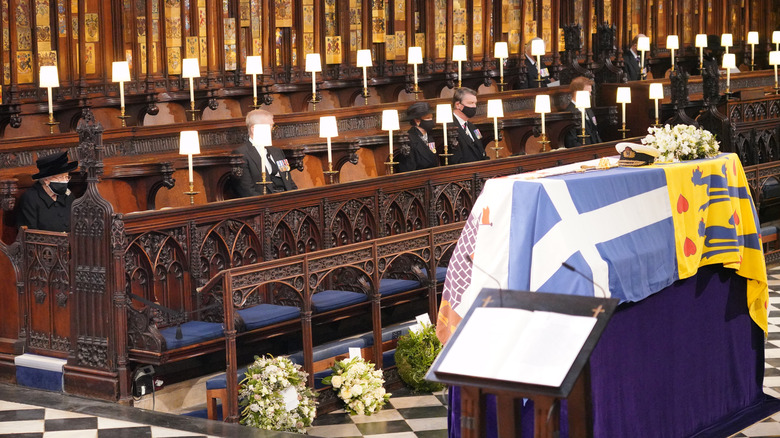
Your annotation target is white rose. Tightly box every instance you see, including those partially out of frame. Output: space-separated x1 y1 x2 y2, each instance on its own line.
331 375 343 388
352 384 364 396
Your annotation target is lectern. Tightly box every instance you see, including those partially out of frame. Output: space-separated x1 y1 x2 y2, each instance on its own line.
428 288 617 438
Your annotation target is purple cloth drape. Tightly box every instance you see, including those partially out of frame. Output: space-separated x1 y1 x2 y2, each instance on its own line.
448 266 778 437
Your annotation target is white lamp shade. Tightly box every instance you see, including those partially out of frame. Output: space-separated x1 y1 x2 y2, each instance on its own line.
112 61 131 82
487 99 504 118
356 49 372 67
574 90 591 109
666 35 679 50
495 42 509 59
182 58 200 78
616 87 632 104
179 131 200 155
534 95 551 113
408 46 423 64
246 56 263 74
305 53 322 72
649 83 664 99
747 31 760 45
252 124 273 147
722 53 736 68
39 65 59 88
319 116 338 138
695 34 708 48
770 51 780 66
452 45 467 62
721 33 733 47
381 109 400 131
531 39 546 56
774 31 780 44
637 36 650 52
436 104 453 124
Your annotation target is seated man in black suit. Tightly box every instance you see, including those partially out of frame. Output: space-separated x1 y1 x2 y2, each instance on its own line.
564 76 603 148
399 101 439 172
232 109 298 197
451 87 488 164
523 37 552 88
623 34 647 81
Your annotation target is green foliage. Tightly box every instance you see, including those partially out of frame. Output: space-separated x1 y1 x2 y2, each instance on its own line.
394 323 444 392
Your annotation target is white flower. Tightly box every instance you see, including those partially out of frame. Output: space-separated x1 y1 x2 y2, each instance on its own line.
331 375 343 388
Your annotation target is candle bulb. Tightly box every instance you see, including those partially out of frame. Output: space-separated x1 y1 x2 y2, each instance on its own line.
695 34 707 72
179 130 200 184
305 53 322 104
667 35 679 71
747 32 759 70
637 36 650 80
721 33 733 54
182 58 200 120
495 42 508 90
246 56 263 106
408 46 423 96
487 99 504 158
649 83 664 126
531 39 546 85
453 45 467 88
356 49 372 100
319 116 338 164
535 94 551 151
382 110 400 173
436 104 453 164
616 87 631 138
770 51 780 93
574 90 590 143
723 53 736 95
39 65 60 133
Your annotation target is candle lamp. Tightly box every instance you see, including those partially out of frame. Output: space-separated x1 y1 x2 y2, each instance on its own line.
666 35 679 71
649 83 664 127
408 46 423 99
535 94 551 152
495 42 508 91
356 49 372 104
722 53 736 98
252 123 273 194
616 87 632 138
721 33 733 54
179 130 201 204
112 61 131 127
452 45 467 88
769 51 779 94
382 110 400 174
319 116 339 184
773 31 780 51
305 53 322 109
246 55 263 109
486 99 504 158
637 36 650 80
747 32 759 71
531 39 546 87
39 66 59 134
182 58 200 121
574 90 591 145
695 34 708 73
436 104 454 165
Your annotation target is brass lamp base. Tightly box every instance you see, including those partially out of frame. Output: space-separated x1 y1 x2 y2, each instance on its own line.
45 113 59 134
618 125 630 139
439 152 453 166
183 182 199 205
323 162 339 184
538 133 551 152
577 133 589 146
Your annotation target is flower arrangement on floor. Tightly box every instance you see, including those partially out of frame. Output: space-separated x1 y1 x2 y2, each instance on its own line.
322 356 390 415
395 322 445 392
239 355 317 433
641 124 720 161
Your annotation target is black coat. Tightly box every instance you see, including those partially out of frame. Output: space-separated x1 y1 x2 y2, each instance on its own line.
398 126 439 172
564 102 603 148
17 182 73 232
452 118 488 164
623 49 644 81
524 56 551 88
232 141 298 197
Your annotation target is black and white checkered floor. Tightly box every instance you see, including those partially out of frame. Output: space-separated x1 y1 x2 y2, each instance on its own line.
5 266 780 437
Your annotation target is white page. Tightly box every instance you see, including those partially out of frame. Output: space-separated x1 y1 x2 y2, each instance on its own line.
437 307 534 379
497 311 597 387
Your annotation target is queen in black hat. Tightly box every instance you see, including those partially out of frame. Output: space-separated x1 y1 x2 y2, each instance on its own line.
398 102 439 173
17 151 78 232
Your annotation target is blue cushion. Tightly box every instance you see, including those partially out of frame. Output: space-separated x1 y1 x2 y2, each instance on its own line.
358 320 418 346
237 304 300 331
288 334 368 365
311 290 368 313
379 278 422 296
422 267 448 283
761 226 778 237
160 321 223 351
206 366 249 391
383 349 396 368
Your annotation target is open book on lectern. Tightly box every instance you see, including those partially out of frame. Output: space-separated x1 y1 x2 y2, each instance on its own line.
428 288 618 398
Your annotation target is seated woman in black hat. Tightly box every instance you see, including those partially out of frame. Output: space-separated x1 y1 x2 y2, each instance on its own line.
17 151 78 232
398 102 439 173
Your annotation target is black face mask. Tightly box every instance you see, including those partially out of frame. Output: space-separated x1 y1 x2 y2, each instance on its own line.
49 182 68 196
460 105 477 119
419 119 436 133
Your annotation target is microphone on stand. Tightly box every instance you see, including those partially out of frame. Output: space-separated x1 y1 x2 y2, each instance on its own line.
561 262 608 297
468 257 504 306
